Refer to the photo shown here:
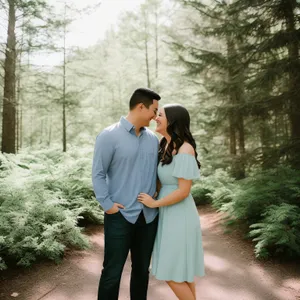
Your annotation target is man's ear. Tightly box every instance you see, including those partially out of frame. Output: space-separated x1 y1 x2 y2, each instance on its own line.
138 103 144 110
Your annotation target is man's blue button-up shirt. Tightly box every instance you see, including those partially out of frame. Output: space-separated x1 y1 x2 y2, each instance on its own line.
92 117 159 224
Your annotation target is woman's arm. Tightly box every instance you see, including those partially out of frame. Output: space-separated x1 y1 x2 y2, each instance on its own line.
138 178 192 208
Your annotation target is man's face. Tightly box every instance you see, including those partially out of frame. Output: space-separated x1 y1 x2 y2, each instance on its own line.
141 100 159 127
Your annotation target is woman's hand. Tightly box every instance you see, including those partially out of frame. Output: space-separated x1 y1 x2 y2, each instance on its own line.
138 193 158 208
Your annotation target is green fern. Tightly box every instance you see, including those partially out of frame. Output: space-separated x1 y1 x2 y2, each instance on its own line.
0 147 103 269
249 204 300 259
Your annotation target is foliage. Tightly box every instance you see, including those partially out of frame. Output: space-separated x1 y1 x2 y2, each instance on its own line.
194 169 236 209
191 184 212 206
231 166 300 225
206 166 300 259
0 147 103 270
249 204 300 259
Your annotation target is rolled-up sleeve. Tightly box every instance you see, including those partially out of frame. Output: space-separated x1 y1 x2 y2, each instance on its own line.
92 131 115 211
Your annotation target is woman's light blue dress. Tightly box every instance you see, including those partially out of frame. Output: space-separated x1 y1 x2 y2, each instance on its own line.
151 153 205 282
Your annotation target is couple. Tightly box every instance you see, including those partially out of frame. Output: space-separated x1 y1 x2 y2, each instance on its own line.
92 88 205 300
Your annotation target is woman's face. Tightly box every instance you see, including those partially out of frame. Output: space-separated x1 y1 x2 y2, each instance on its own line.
155 107 168 135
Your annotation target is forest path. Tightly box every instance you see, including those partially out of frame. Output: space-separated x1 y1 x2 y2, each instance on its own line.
1 205 300 300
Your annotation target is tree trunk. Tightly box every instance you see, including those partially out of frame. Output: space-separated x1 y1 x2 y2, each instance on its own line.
48 113 52 146
229 114 236 156
40 119 44 144
16 92 19 151
1 0 16 154
143 12 151 88
259 112 274 169
19 97 23 148
62 2 67 152
17 17 26 151
16 56 22 152
237 112 245 178
145 36 151 88
227 35 245 179
227 36 237 177
285 0 300 169
236 71 246 179
155 8 158 79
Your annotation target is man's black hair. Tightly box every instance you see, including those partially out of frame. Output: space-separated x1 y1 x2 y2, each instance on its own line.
129 88 161 110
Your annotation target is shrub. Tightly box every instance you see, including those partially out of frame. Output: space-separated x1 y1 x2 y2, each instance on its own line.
195 165 300 260
231 166 300 224
200 169 236 209
249 203 300 259
191 184 212 205
0 147 103 269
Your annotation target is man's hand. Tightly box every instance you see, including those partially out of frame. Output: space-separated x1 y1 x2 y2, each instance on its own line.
106 203 125 214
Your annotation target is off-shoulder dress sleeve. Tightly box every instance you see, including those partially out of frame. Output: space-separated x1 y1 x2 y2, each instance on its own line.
172 153 200 180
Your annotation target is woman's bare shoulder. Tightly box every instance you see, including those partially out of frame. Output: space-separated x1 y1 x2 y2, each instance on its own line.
178 142 195 156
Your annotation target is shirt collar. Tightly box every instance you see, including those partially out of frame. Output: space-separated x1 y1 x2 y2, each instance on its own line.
120 116 146 134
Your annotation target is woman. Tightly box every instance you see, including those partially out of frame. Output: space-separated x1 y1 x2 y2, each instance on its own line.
138 104 205 300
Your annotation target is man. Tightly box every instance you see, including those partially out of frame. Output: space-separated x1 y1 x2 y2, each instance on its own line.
92 88 161 300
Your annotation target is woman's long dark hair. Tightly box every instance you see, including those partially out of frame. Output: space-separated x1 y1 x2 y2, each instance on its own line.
158 104 201 169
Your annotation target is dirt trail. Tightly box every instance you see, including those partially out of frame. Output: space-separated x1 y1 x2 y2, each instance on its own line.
1 206 299 300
